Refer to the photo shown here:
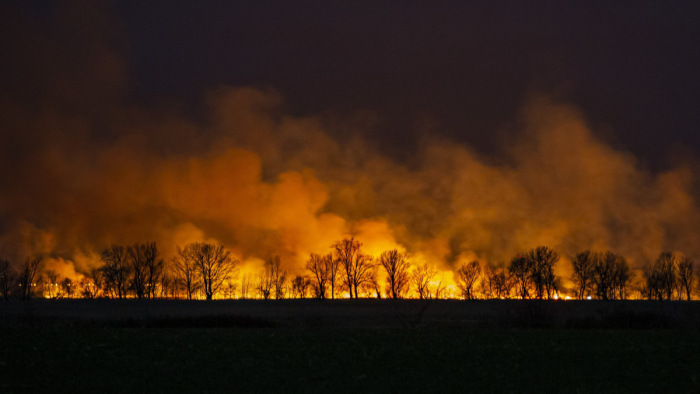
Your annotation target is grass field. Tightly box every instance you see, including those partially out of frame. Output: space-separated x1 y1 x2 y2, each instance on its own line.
2 300 699 392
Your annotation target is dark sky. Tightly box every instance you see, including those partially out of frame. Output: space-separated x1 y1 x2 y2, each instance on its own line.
120 1 700 167
4 1 700 168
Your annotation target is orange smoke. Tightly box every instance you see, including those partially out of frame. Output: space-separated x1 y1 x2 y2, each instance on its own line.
4 89 699 298
1 4 699 297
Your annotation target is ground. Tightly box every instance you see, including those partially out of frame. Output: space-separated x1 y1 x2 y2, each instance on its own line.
1 299 699 392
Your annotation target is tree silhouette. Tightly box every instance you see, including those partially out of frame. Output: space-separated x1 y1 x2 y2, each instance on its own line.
306 253 342 299
240 273 253 299
224 280 237 299
126 243 162 299
143 243 164 298
101 245 130 299
0 259 15 301
412 263 436 300
61 277 74 298
658 252 676 300
432 275 446 300
379 249 411 299
455 261 481 300
264 256 287 299
173 245 201 300
159 268 176 298
334 238 373 299
18 256 43 300
611 255 631 300
509 254 532 299
644 252 678 300
45 270 60 299
677 256 694 301
306 253 329 299
256 271 273 299
326 253 341 299
526 246 559 300
483 264 513 299
658 253 678 301
593 251 616 300
365 266 382 298
188 242 237 301
571 250 596 300
291 275 311 298
81 267 103 299
587 251 632 300
127 244 148 299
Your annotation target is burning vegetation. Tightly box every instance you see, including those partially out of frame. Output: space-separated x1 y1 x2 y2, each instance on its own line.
0 240 696 301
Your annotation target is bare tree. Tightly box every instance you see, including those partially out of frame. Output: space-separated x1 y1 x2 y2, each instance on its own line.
350 253 374 298
571 250 596 300
127 243 149 299
306 252 340 299
18 256 43 300
262 256 287 299
658 252 678 301
172 245 201 300
526 246 559 300
0 259 15 301
431 275 446 300
644 252 677 300
678 256 694 301
483 264 514 299
256 271 273 300
224 280 237 299
291 275 311 299
480 264 496 299
593 251 616 300
240 272 253 299
91 268 105 298
334 238 374 299
306 253 329 299
326 253 341 299
611 256 632 300
509 254 532 299
379 249 411 299
412 263 436 300
188 242 237 300
364 266 382 299
455 261 481 300
80 267 103 299
61 278 74 298
101 245 130 299
159 268 176 299
143 243 164 298
590 251 631 300
45 269 61 299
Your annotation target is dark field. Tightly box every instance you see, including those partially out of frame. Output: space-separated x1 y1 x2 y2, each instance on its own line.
2 300 700 392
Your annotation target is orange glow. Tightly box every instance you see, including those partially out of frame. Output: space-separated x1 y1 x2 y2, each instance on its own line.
0 89 698 301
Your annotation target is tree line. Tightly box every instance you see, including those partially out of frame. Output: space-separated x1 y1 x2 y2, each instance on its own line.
0 238 697 301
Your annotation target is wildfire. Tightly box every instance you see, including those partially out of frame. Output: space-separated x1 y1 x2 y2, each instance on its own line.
1 85 698 302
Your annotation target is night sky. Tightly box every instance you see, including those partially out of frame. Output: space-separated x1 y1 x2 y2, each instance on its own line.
123 2 700 166
5 2 700 166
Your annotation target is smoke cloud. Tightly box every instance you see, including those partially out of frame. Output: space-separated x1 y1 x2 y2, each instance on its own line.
1 3 698 288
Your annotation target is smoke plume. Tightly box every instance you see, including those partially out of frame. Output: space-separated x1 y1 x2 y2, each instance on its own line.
1 3 698 288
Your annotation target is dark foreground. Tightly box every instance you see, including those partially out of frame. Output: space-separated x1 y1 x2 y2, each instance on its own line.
1 300 699 392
